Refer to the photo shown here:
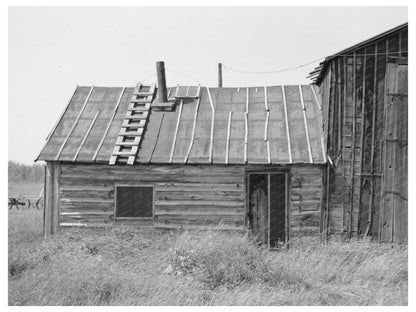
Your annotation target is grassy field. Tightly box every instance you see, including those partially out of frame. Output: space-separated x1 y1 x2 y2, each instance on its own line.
8 181 43 198
8 209 407 306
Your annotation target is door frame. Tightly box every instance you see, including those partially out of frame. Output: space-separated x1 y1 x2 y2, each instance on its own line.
245 170 290 248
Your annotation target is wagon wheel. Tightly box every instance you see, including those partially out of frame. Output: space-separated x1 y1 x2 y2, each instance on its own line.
25 199 31 209
8 199 13 210
36 198 44 210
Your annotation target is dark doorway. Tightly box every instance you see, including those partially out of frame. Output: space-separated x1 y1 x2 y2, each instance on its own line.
248 172 287 247
248 174 268 244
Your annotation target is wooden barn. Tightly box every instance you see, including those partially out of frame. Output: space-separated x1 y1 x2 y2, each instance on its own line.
36 23 408 245
309 22 408 243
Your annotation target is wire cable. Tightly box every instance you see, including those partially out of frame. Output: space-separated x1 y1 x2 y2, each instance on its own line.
222 50 408 75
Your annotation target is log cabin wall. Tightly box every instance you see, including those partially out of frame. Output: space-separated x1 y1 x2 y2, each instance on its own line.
318 26 407 241
45 162 323 237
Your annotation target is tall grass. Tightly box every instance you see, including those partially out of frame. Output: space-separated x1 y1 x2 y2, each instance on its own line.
8 209 407 305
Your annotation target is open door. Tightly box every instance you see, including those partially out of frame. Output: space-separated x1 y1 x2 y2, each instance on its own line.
248 172 288 247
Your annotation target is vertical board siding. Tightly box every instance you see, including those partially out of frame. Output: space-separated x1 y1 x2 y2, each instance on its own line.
320 29 407 242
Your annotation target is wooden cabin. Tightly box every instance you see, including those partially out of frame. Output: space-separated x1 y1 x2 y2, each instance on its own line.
309 22 408 243
36 78 326 247
37 23 408 245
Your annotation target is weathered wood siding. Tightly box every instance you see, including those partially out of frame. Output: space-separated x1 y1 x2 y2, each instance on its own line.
50 163 323 235
319 27 407 242
290 166 323 237
58 164 245 229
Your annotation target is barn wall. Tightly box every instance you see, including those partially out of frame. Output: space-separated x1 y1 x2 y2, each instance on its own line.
51 163 323 236
319 27 407 242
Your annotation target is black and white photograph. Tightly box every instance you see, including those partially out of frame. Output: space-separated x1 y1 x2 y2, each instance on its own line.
5 2 411 308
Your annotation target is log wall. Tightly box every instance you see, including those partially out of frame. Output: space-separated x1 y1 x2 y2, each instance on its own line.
45 162 323 237
319 27 407 242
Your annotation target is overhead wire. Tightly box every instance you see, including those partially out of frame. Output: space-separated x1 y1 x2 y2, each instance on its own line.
222 50 408 75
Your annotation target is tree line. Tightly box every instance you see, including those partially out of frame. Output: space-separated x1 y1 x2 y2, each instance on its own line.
8 161 44 183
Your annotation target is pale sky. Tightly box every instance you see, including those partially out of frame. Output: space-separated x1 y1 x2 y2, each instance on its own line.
8 6 407 164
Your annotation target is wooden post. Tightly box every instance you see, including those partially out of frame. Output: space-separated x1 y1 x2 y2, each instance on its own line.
325 164 331 243
342 56 347 234
43 162 54 239
348 53 357 239
218 63 223 88
357 48 367 237
52 162 61 234
364 43 378 237
156 61 168 103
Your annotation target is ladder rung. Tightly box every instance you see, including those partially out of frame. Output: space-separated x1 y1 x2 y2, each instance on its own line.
119 129 143 136
112 145 138 156
116 136 141 145
132 91 154 96
130 96 153 103
122 119 146 127
124 113 148 120
113 151 136 156
128 103 151 111
115 141 140 147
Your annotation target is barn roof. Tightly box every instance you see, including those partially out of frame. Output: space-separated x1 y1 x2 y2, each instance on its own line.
308 22 408 84
36 84 326 165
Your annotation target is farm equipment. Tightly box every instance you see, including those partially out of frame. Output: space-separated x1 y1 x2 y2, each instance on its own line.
8 187 44 210
8 196 30 210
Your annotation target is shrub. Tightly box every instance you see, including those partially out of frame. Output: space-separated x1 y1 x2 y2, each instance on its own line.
168 229 271 289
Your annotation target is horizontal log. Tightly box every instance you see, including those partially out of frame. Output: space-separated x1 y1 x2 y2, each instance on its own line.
61 198 113 204
153 223 242 231
154 210 242 216
61 163 246 177
60 202 114 211
155 183 245 192
60 223 113 227
115 218 153 226
155 205 245 213
60 185 114 192
61 189 114 200
61 215 112 222
155 192 244 202
61 174 243 185
154 200 244 207
60 211 113 216
154 216 243 226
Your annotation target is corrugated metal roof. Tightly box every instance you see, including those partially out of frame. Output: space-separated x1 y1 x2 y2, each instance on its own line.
37 84 325 165
308 22 408 84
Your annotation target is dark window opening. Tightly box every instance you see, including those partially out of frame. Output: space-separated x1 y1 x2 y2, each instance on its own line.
116 186 153 218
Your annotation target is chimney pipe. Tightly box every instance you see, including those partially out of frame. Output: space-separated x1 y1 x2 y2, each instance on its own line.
218 63 223 87
156 61 168 102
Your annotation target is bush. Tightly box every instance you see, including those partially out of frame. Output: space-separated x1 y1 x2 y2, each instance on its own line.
168 230 271 289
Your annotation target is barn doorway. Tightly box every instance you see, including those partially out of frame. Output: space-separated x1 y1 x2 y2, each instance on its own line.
247 172 288 247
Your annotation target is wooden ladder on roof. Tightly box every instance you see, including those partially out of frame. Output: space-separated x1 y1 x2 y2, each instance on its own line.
109 82 155 165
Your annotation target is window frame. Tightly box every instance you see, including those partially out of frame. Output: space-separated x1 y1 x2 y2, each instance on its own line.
114 184 155 222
